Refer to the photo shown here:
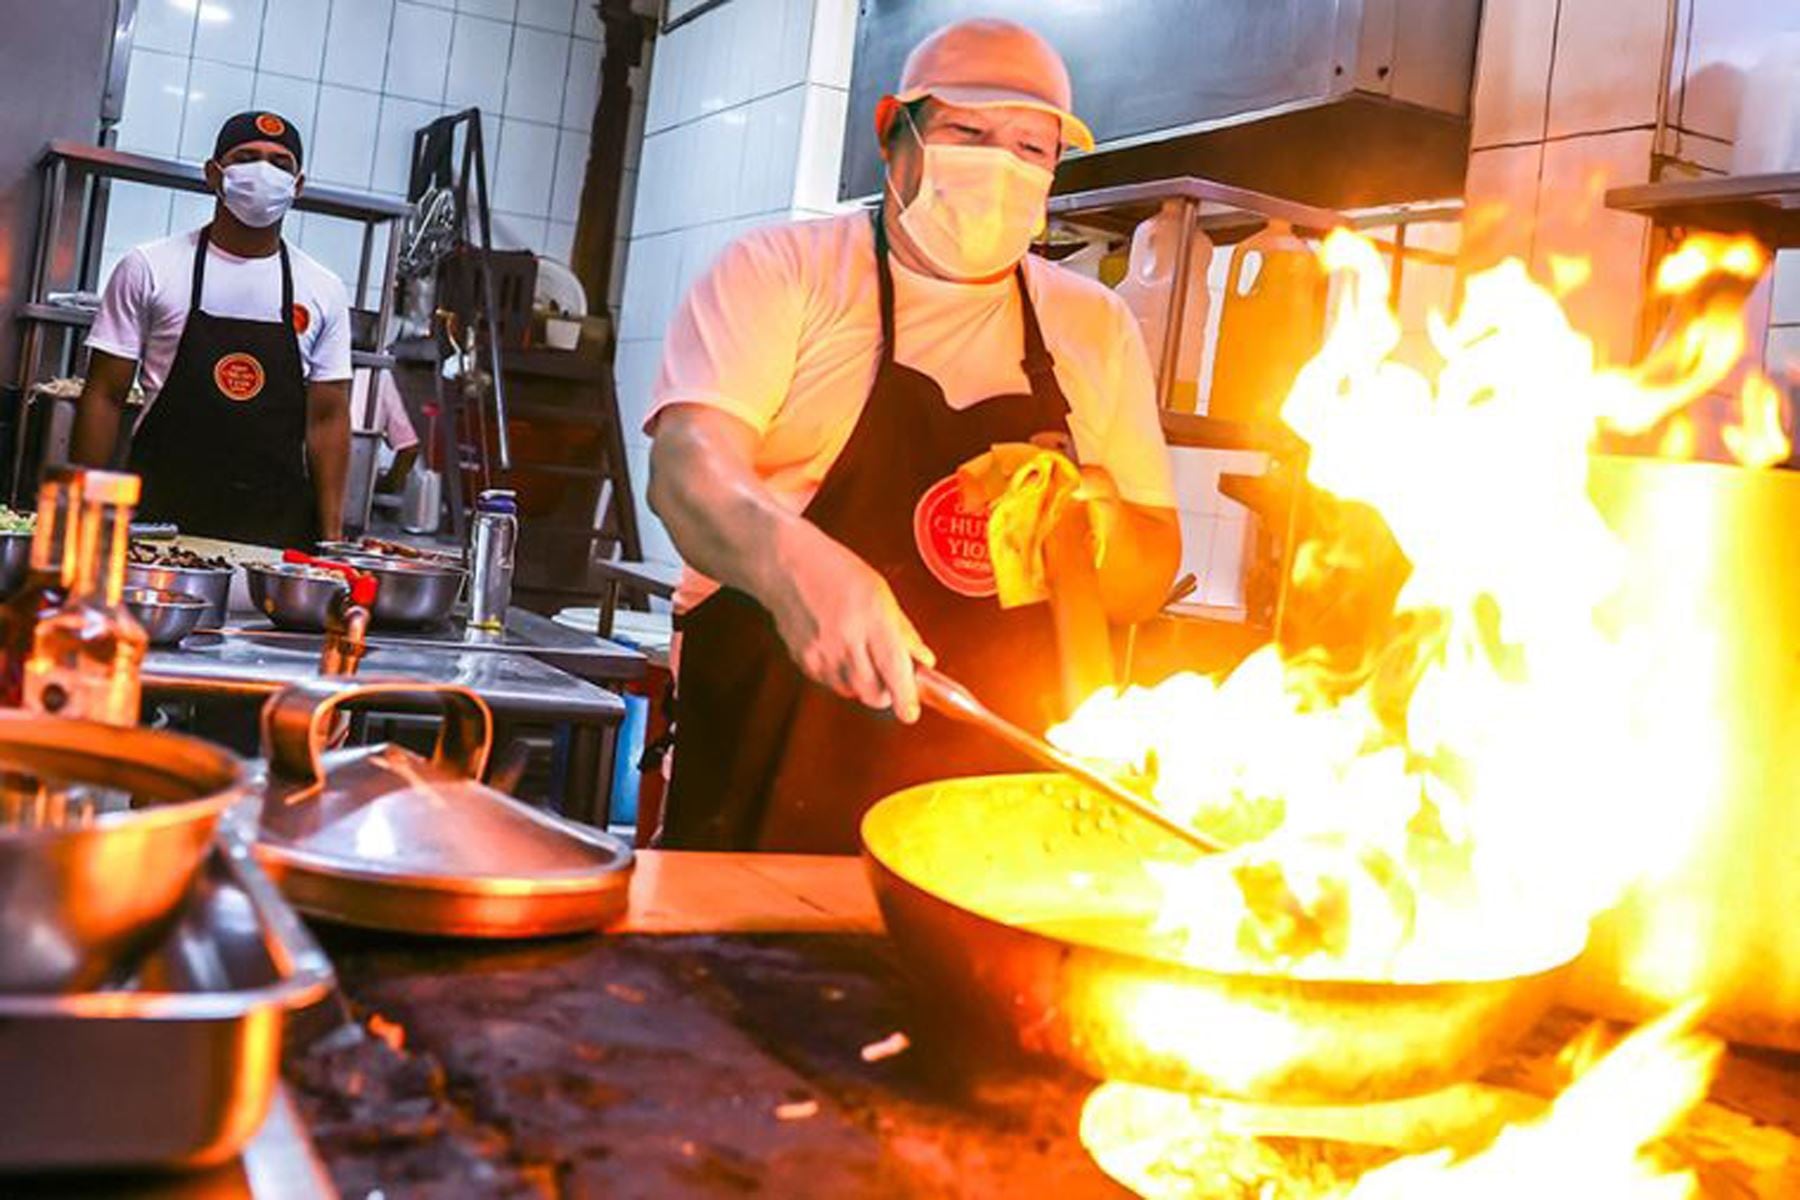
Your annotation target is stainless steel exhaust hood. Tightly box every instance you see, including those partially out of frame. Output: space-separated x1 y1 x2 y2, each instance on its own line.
839 0 1482 210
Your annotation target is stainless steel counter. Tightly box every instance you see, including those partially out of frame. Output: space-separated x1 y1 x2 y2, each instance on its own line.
208 606 647 688
144 634 624 726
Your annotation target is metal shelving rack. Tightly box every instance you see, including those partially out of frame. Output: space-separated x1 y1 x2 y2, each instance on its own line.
10 140 412 502
1044 177 1461 635
1606 172 1800 249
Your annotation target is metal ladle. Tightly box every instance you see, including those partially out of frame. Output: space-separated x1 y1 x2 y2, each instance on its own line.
915 666 1225 855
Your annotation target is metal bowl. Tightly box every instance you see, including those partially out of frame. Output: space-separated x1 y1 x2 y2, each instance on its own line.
125 562 233 628
862 774 1578 1105
337 554 465 628
0 712 246 992
244 561 348 632
122 587 209 646
0 529 33 594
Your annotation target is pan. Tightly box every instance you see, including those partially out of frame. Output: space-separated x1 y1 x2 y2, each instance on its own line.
861 774 1576 1105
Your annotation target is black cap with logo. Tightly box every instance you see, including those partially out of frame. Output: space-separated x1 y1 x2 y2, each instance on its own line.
212 110 304 169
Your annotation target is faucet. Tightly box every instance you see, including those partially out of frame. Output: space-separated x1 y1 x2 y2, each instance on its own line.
320 581 373 677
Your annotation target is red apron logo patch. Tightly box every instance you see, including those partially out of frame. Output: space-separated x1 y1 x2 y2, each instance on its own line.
255 113 287 137
213 353 266 402
291 303 311 334
912 474 996 598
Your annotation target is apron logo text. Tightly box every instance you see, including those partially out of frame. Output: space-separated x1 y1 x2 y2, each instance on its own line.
213 352 266 402
912 474 997 598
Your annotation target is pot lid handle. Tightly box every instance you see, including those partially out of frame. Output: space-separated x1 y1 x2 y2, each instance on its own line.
261 677 493 787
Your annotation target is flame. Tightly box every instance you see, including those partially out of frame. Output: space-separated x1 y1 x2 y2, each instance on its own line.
1051 230 1773 985
1080 1007 1718 1199
1722 373 1792 469
1658 415 1697 459
1344 1006 1719 1198
1059 230 1772 1195
1547 254 1592 296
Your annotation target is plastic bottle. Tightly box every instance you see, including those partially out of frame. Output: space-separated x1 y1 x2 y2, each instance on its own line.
1207 220 1331 427
1115 199 1214 413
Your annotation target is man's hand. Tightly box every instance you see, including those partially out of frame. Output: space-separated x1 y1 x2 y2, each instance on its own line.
649 404 936 721
765 519 935 722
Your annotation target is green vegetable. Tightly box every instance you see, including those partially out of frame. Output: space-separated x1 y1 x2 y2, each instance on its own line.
0 507 35 534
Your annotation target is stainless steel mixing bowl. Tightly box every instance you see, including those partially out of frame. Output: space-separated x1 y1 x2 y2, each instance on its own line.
0 713 245 992
123 587 209 646
244 561 349 631
337 554 465 628
125 562 233 627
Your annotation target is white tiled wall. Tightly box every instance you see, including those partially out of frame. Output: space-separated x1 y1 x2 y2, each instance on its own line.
614 0 857 566
104 0 602 306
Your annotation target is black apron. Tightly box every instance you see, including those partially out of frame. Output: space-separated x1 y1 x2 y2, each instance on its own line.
662 212 1075 853
128 226 318 550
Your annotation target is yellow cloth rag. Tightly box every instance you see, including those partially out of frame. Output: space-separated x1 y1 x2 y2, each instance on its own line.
957 444 1083 609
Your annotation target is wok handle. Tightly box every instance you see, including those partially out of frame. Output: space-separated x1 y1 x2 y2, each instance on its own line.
261 677 493 786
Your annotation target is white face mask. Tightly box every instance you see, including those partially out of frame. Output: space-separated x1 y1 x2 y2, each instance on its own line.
888 111 1053 281
219 160 297 229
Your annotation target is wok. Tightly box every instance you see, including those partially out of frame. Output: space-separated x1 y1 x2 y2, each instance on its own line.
862 774 1577 1105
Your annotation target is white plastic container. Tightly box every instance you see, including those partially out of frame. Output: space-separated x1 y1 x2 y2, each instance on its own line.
1115 200 1214 413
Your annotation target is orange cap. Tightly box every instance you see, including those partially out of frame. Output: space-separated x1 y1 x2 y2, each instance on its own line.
875 18 1094 153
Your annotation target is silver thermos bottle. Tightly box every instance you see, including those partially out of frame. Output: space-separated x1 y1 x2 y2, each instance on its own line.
467 489 518 631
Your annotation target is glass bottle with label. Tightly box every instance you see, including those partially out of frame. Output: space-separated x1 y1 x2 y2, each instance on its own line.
0 467 81 708
24 470 147 726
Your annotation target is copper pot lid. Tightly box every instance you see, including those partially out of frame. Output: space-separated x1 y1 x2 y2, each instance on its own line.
253 678 632 937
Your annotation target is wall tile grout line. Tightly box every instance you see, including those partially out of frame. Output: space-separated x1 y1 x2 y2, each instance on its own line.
642 79 813 140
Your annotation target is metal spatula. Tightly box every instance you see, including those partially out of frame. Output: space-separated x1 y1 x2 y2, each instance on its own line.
915 665 1225 856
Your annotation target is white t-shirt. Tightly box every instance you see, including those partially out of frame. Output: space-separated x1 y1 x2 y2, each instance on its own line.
647 211 1177 610
350 368 419 450
87 228 353 417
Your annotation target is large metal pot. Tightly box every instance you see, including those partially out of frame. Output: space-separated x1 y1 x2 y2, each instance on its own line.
1572 455 1800 1050
862 774 1575 1105
0 713 245 992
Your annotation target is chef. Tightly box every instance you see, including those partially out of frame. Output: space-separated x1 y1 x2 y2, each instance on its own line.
646 18 1181 852
74 110 352 547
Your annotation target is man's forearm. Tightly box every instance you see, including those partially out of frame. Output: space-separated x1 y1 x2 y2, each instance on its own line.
307 405 350 539
648 421 798 604
72 351 139 466
71 394 119 467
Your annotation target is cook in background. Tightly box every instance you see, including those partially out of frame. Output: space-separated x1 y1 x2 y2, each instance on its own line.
645 18 1180 853
349 367 421 493
72 110 353 549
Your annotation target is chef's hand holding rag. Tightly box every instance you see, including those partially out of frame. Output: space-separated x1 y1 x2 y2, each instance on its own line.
957 443 1120 609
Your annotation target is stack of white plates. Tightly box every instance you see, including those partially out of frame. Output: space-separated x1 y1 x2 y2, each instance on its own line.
555 607 672 655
